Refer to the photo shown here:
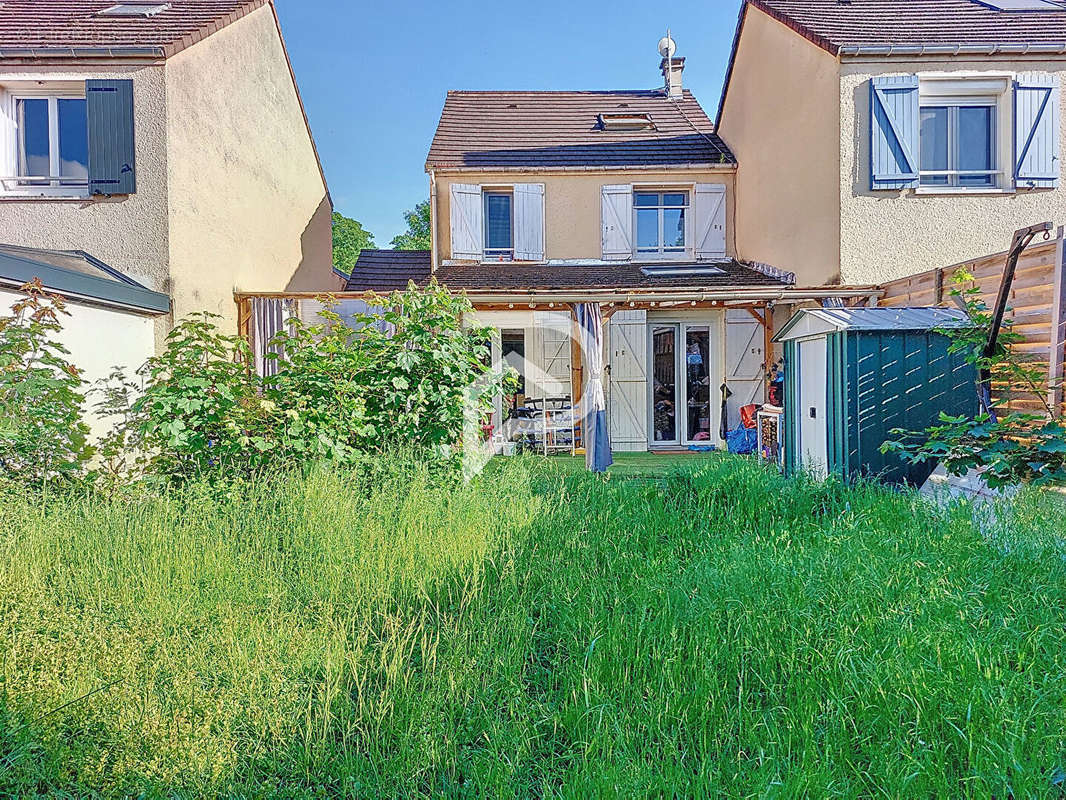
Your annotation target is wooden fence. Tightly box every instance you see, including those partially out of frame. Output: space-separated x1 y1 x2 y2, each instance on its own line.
878 230 1066 416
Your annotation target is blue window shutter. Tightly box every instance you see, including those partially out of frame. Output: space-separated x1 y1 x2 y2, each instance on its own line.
86 79 136 195
1014 73 1060 189
869 76 919 190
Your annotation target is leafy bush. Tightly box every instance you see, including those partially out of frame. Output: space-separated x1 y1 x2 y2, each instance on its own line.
884 270 1066 486
102 283 505 481
0 280 91 486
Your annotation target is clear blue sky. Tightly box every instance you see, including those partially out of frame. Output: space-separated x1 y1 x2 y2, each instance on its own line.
275 0 743 245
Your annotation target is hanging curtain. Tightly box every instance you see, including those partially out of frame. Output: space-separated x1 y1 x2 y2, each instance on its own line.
251 297 290 378
576 302 612 473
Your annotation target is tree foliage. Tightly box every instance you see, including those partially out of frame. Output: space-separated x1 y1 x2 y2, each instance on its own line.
0 280 91 486
331 212 375 276
883 270 1066 487
390 200 432 251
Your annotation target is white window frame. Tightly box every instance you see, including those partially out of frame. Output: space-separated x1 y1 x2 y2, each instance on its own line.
482 188 514 261
633 189 690 259
4 88 89 198
916 75 1012 194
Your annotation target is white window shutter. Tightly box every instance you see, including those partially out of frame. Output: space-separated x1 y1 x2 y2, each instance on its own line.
0 89 15 180
1015 73 1060 189
513 183 545 261
450 183 483 260
601 184 633 261
693 183 727 259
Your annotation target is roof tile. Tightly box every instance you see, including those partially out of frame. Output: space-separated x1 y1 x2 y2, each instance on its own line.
426 89 735 169
0 0 266 58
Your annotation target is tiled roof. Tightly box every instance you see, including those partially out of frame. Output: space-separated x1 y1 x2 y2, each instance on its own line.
0 0 266 58
426 90 735 170
344 250 432 292
343 250 788 293
750 0 1066 54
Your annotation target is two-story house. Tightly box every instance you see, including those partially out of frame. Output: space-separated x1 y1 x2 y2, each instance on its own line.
341 51 871 452
717 0 1066 286
0 0 331 381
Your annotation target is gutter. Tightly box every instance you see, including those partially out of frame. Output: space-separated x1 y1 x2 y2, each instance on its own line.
0 46 166 59
426 163 736 175
839 42 1066 58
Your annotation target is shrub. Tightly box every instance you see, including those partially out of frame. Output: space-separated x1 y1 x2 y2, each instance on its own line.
103 283 508 481
0 280 91 486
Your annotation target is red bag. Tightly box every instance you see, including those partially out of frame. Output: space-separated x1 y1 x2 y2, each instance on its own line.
740 404 758 430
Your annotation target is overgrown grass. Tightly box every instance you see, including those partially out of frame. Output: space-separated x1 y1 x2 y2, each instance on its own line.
1 456 1064 797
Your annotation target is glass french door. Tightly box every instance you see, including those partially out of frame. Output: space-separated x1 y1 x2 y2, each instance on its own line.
649 323 713 447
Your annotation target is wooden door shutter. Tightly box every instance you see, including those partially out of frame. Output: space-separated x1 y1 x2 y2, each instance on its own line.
513 183 545 261
607 310 648 450
1015 73 1060 189
724 309 765 430
86 79 136 195
450 183 483 260
601 184 633 260
869 76 919 190
693 183 726 259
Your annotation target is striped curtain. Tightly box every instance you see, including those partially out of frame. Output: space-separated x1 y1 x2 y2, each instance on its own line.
251 298 292 378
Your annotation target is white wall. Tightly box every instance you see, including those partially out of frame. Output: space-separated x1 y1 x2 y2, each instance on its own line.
0 288 156 441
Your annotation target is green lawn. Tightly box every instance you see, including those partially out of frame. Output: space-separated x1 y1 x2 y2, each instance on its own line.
1 456 1065 797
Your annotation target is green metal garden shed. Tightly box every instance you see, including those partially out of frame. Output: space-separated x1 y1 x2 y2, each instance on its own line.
773 307 977 486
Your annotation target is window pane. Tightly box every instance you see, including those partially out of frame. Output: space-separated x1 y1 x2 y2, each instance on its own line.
633 192 659 207
635 207 659 251
662 192 687 206
484 193 512 251
16 99 50 178
652 326 677 442
920 106 949 186
685 327 711 442
58 99 88 182
663 207 685 249
958 106 994 187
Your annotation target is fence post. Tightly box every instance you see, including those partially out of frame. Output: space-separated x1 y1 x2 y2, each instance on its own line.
1050 226 1066 416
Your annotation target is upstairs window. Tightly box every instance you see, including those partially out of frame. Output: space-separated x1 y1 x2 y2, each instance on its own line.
634 191 688 257
483 191 513 260
12 95 89 195
920 100 997 188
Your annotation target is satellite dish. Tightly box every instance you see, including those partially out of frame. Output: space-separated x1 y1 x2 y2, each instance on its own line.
658 35 676 59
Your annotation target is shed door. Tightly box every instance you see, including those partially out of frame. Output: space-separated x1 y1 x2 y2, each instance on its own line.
725 310 765 430
798 337 828 478
608 310 648 451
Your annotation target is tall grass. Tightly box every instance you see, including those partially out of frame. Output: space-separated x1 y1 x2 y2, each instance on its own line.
0 457 1064 797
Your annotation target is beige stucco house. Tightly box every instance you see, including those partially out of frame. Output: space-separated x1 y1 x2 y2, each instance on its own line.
329 52 870 453
717 0 1066 286
0 0 332 349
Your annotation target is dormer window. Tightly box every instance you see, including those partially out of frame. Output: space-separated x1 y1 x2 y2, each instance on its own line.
598 113 654 132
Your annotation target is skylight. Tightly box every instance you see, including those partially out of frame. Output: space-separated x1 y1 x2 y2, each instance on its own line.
973 0 1066 10
640 264 727 278
98 2 171 17
598 113 654 132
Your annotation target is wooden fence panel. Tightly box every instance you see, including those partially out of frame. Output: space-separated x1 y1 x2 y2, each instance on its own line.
878 236 1066 416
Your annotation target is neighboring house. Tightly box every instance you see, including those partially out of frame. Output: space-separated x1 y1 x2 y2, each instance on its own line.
0 0 332 346
0 243 169 438
717 0 1066 286
338 53 872 451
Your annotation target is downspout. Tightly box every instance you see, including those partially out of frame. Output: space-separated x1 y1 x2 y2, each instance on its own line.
429 169 439 274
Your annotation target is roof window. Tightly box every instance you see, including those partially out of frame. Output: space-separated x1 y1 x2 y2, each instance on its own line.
598 113 654 132
640 264 727 278
98 2 171 17
973 0 1066 9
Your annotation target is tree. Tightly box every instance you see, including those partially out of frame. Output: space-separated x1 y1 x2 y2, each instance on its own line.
390 200 431 251
332 212 374 276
